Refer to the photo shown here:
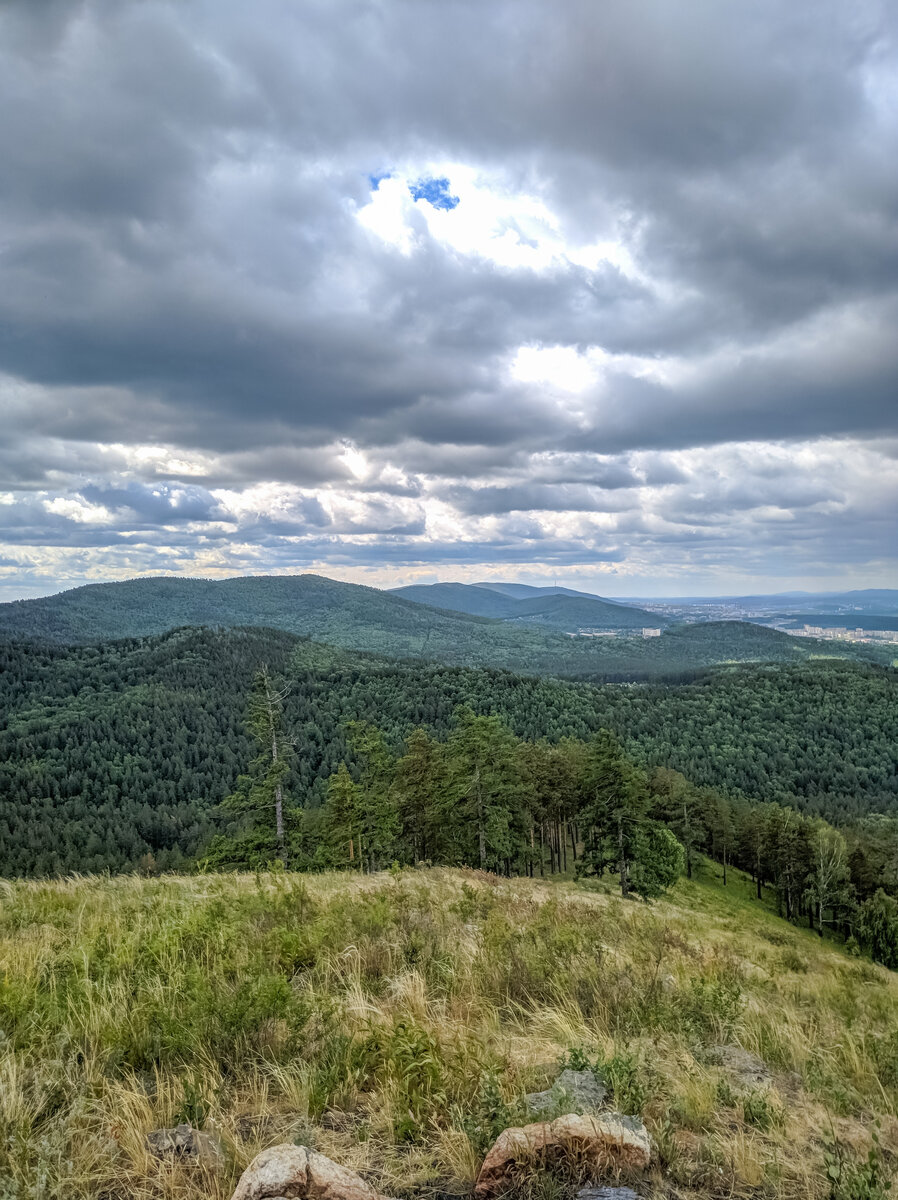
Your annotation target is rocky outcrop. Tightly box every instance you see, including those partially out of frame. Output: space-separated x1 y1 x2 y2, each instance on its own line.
705 1045 772 1094
524 1068 607 1117
230 1144 394 1200
146 1124 224 1169
474 1113 652 1199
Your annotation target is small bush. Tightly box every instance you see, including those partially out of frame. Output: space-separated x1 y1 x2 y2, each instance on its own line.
823 1122 893 1199
741 1089 784 1131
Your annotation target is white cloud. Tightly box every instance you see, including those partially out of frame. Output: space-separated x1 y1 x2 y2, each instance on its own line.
44 496 112 524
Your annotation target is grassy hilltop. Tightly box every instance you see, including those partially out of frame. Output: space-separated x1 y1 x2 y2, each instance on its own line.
1 865 896 1200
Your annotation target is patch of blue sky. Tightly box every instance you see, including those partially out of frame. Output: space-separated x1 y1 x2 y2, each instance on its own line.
409 176 460 210
368 171 391 190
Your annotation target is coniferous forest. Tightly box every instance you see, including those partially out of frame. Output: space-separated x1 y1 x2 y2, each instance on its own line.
2 622 897 966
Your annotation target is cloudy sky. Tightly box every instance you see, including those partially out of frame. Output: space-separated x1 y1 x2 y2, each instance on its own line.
1 0 896 601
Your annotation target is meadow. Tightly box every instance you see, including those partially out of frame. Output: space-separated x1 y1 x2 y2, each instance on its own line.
1 863 896 1199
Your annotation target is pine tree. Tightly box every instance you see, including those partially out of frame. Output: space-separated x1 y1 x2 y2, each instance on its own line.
393 728 445 863
442 707 526 872
199 665 295 870
649 767 705 880
579 730 683 899
346 721 400 871
246 666 294 867
325 761 360 867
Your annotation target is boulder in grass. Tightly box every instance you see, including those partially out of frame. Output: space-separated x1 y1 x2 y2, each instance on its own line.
474 1113 652 1199
230 1144 394 1200
705 1045 772 1095
147 1123 224 1169
525 1068 607 1118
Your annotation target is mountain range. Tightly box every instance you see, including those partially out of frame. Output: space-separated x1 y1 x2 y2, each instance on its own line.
388 581 662 629
0 573 891 678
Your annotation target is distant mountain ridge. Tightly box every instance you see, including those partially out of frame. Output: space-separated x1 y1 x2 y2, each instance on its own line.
389 581 663 630
0 573 889 677
474 581 621 602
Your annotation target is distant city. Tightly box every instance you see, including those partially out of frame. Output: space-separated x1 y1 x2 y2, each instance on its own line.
625 595 898 646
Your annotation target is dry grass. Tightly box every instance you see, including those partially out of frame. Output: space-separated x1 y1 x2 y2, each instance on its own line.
0 864 896 1199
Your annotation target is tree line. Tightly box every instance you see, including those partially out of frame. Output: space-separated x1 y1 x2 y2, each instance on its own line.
203 671 898 968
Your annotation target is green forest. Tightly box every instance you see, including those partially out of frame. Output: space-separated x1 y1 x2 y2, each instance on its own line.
2 625 896 909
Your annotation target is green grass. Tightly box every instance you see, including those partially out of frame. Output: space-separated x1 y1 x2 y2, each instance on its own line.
0 867 896 1199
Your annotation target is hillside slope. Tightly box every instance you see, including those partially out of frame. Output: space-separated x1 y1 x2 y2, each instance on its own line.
0 575 887 679
388 582 523 618
2 627 895 877
0 574 495 649
2 866 895 1199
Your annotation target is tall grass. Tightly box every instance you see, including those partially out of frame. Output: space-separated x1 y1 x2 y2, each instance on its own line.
0 865 895 1199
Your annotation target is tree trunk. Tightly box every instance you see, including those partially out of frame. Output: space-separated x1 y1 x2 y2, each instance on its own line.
618 815 629 898
683 802 692 879
271 720 287 868
538 823 545 877
475 763 486 870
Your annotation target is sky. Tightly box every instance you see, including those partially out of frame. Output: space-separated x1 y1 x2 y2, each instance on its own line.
0 0 896 601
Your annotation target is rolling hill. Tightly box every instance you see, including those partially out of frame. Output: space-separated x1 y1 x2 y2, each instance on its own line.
387 582 524 618
0 574 890 678
389 581 663 630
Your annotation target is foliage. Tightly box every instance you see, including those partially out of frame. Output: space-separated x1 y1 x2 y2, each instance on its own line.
857 891 898 969
577 730 684 898
1 627 897 940
823 1121 893 1199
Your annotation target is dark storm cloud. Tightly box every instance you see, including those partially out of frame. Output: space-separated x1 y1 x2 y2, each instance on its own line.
0 0 896 587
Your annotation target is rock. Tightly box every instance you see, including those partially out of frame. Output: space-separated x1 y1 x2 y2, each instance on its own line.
230 1144 393 1200
474 1113 652 1199
705 1045 772 1094
146 1123 224 1170
525 1069 607 1118
577 1189 641 1200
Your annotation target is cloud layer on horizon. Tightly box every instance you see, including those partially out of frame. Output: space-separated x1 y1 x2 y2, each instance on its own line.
0 0 896 598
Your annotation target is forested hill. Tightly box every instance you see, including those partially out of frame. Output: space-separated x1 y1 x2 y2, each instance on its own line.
1 625 895 877
388 581 662 630
0 574 889 676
